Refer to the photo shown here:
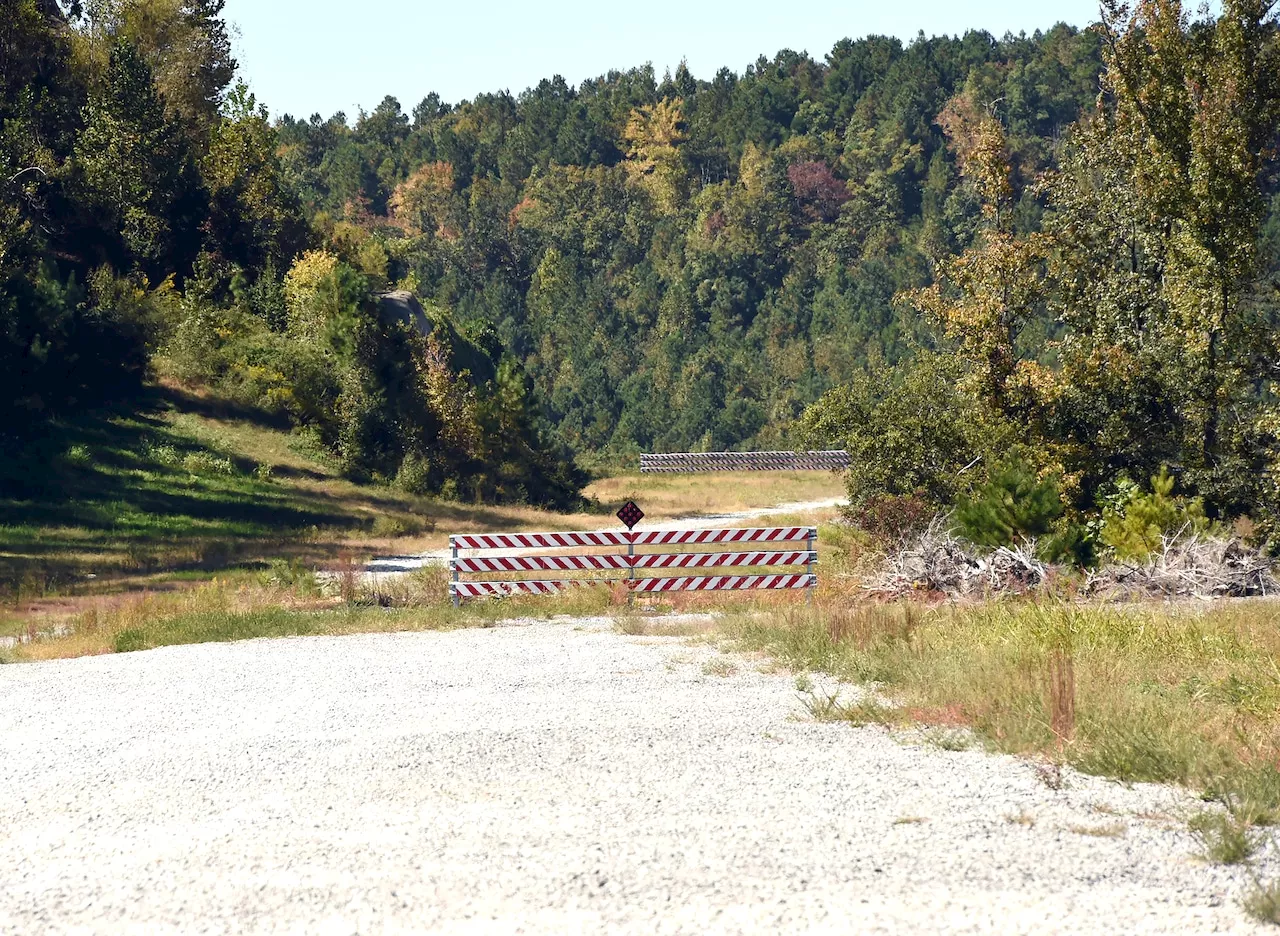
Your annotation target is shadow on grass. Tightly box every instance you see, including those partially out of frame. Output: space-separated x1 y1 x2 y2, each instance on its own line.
0 388 407 595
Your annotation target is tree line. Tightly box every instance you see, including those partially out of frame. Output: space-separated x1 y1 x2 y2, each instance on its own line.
6 0 1280 549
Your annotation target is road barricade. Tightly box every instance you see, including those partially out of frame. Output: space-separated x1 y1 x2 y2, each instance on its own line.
448 526 817 604
639 451 850 473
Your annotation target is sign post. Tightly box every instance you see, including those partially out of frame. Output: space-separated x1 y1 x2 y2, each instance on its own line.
616 501 644 601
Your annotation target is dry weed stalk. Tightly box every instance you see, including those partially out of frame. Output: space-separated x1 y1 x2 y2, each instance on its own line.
336 551 360 604
1048 648 1076 746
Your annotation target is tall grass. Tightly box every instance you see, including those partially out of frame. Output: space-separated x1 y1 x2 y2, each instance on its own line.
722 599 1280 823
9 564 628 661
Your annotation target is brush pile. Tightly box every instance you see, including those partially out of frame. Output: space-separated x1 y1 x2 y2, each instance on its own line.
869 519 1049 598
1086 535 1277 600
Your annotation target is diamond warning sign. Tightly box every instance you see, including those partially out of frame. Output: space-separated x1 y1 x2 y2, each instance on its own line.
616 501 644 530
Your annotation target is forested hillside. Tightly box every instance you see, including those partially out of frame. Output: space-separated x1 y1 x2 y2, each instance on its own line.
7 0 1280 556
2 0 582 508
273 27 1104 453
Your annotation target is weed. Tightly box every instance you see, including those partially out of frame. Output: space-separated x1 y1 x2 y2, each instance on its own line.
1071 721 1194 785
799 687 896 726
1005 810 1036 826
794 674 814 694
1243 876 1280 925
260 559 317 593
923 727 973 751
1188 811 1257 864
1067 822 1127 838
182 451 236 476
1048 647 1076 745
800 688 845 721
893 816 928 825
114 629 149 653
702 658 738 677
334 552 361 604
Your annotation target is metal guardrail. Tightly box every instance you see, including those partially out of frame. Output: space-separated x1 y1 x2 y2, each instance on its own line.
448 526 818 604
639 451 851 473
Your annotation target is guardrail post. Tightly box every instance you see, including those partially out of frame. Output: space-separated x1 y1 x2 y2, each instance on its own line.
451 537 460 607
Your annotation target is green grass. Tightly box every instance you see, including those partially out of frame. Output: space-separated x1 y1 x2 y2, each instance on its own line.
1188 811 1259 864
0 383 443 600
1 382 845 610
1244 876 1280 925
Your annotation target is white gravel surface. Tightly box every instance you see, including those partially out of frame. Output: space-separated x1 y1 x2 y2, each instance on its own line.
0 618 1271 934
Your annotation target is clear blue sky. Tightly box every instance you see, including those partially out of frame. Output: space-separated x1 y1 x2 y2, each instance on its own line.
222 0 1104 121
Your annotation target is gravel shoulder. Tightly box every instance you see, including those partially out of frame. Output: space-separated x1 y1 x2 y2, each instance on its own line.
0 618 1270 934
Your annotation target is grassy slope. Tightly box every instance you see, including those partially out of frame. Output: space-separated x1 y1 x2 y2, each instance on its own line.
1 383 440 598
0 382 844 632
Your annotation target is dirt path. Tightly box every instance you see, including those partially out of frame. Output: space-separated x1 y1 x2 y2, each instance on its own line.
0 618 1269 934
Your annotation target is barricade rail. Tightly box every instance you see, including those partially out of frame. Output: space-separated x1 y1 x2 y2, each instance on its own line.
639 451 850 473
449 526 818 604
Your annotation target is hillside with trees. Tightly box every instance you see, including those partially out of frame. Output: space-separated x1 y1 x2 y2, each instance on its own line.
5 0 1280 560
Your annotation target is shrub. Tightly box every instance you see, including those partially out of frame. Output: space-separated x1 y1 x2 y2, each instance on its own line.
799 352 1011 512
954 457 1064 549
1100 467 1212 561
846 492 934 546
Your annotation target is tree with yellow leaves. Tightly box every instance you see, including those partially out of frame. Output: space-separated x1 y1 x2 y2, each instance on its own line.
621 98 687 214
902 99 1046 417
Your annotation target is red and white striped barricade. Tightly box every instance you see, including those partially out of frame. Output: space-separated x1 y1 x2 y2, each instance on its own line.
448 526 817 604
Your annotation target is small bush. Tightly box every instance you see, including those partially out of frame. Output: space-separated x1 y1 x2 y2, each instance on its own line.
846 493 933 546
370 514 431 538
145 442 182 466
114 629 149 653
260 559 317 593
396 452 433 495
182 451 236 476
64 444 91 465
1100 467 1212 561
954 457 1064 550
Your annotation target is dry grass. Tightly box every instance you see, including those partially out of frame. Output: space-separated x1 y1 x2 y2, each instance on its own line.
3 565 628 662
720 598 1280 829
2 382 843 631
584 471 843 521
1067 822 1127 838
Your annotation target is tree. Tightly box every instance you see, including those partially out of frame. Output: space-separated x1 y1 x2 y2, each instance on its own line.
74 38 200 275
901 96 1047 418
622 98 687 214
201 82 308 277
1043 0 1280 514
76 0 236 140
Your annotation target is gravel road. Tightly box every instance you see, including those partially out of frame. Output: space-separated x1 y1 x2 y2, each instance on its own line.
0 618 1270 934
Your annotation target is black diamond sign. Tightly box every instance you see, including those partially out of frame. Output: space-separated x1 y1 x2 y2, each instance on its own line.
616 500 644 530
